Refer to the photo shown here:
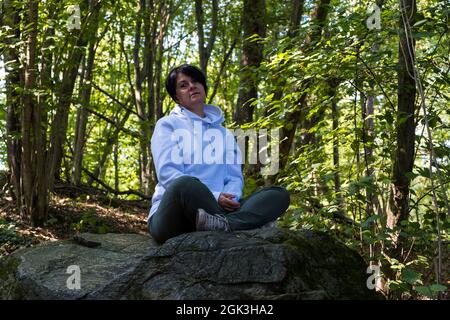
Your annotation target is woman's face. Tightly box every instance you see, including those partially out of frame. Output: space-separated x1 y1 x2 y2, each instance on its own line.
175 73 206 110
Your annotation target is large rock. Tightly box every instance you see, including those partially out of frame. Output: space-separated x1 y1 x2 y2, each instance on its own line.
0 228 380 299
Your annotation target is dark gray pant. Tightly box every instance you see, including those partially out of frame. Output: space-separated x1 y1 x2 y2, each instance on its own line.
148 176 290 243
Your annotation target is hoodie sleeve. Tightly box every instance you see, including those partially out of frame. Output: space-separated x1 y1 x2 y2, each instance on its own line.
151 118 185 188
222 129 244 201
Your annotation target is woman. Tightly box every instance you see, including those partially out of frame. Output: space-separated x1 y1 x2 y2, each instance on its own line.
148 64 289 244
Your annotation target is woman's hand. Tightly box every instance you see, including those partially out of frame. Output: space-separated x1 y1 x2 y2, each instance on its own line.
218 192 240 212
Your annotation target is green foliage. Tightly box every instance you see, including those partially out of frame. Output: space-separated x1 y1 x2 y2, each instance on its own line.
0 219 31 247
386 255 447 300
242 177 259 198
71 211 109 234
415 284 448 299
261 0 449 299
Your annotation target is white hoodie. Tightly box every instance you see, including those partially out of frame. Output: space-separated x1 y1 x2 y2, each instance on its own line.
148 104 244 219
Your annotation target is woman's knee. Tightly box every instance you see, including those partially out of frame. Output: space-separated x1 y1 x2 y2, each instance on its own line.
171 175 199 186
169 175 201 193
269 186 290 209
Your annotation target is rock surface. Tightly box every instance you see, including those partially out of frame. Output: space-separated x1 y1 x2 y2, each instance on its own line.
0 228 380 299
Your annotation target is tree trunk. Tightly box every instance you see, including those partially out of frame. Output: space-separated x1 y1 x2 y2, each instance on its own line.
363 1 386 219
329 79 343 207
21 0 49 225
72 0 101 185
363 76 382 218
262 0 304 185
278 0 331 170
265 0 304 118
47 0 90 189
114 143 119 197
155 1 171 120
133 0 152 194
233 0 266 125
88 109 132 185
135 0 173 194
195 0 218 76
3 0 22 206
208 38 237 103
387 0 417 235
233 0 266 176
144 0 155 122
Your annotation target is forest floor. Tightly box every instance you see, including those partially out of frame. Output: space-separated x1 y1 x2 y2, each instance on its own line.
0 183 149 258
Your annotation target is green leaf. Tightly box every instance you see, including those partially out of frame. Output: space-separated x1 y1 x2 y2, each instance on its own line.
415 284 447 298
417 167 431 179
361 215 380 228
412 31 432 39
404 172 418 181
401 268 422 285
429 284 447 292
413 19 428 28
415 285 433 297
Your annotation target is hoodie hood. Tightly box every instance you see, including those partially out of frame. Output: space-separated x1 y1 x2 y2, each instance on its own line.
170 104 224 126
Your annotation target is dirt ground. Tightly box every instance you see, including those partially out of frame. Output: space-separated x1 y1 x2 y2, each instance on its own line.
0 192 149 258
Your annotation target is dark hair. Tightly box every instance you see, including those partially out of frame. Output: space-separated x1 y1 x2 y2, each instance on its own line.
165 64 208 102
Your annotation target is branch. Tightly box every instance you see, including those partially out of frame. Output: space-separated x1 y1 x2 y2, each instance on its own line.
84 106 140 138
208 37 237 104
82 167 151 200
205 0 218 63
91 82 144 120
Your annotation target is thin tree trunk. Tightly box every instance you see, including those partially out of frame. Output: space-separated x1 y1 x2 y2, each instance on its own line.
72 0 101 185
265 0 304 117
363 0 385 221
47 0 90 189
133 0 152 194
144 0 155 123
329 79 343 207
278 0 331 170
363 79 382 217
263 0 304 185
114 143 119 198
38 9 54 183
364 94 375 214
195 0 218 76
233 0 266 176
72 55 88 183
88 109 132 185
137 0 173 193
233 0 266 125
387 0 417 239
155 1 171 119
21 0 48 225
3 0 22 206
208 38 237 103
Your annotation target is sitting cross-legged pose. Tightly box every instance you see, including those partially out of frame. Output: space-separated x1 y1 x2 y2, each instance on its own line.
148 64 290 244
